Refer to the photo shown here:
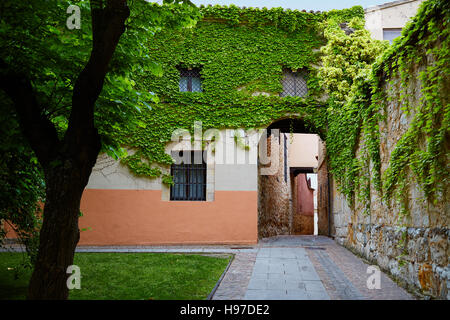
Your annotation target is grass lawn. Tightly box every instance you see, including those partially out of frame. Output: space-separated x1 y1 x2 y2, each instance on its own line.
0 252 231 300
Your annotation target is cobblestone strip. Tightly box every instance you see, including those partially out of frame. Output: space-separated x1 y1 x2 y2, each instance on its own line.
212 252 257 300
308 249 365 300
321 243 414 300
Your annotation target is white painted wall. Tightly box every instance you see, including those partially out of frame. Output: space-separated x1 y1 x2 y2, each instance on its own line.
364 0 424 41
86 152 162 190
87 128 263 196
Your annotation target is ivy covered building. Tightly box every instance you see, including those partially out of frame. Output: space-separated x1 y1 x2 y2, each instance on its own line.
79 4 358 245
74 1 449 298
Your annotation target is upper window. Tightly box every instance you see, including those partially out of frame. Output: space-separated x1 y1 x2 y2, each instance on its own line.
170 151 206 201
179 67 202 92
383 28 402 44
280 69 308 97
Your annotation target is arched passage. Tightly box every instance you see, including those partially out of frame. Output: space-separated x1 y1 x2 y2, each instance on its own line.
257 118 330 239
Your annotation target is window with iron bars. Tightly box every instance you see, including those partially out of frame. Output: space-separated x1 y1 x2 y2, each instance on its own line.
170 151 206 201
280 69 308 97
179 67 202 92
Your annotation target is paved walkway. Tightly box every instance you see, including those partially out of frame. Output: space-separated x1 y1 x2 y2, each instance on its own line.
214 235 414 300
244 246 330 300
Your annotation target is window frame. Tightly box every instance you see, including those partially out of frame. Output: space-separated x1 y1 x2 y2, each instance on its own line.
170 151 207 201
382 28 402 44
178 67 203 92
280 69 308 98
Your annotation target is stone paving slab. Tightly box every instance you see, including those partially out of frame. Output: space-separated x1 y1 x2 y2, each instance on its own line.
243 246 330 300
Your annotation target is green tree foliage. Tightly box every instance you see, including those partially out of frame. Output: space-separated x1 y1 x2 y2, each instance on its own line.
0 94 44 266
318 17 387 104
0 0 198 250
0 0 199 159
0 0 200 298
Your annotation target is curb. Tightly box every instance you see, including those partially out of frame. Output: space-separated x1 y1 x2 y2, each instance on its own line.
207 253 235 300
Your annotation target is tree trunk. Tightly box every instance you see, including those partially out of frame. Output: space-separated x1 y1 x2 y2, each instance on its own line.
27 143 100 299
1 0 130 299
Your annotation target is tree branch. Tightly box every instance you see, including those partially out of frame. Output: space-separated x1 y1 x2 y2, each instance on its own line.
65 0 130 153
0 60 60 167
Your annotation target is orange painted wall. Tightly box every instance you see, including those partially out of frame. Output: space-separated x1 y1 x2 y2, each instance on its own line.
79 190 258 245
2 221 17 238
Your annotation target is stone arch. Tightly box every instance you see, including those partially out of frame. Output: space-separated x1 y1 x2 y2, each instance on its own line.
257 117 330 239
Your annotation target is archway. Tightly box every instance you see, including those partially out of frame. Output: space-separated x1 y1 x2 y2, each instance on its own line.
257 118 330 240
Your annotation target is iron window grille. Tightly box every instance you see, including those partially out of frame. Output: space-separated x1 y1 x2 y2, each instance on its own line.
280 69 308 97
179 68 203 92
170 151 207 201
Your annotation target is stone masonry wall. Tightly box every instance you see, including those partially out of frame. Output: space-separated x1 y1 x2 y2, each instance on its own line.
331 51 449 299
258 133 292 238
317 139 330 236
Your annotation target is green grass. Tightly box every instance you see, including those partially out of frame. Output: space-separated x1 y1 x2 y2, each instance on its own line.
0 252 230 300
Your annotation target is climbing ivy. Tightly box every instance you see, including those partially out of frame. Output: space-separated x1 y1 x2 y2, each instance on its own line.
112 4 364 178
375 0 450 211
111 1 448 218
318 16 387 206
323 0 449 215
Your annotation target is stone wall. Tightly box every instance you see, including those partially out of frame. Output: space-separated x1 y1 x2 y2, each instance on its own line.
317 139 330 236
258 133 292 238
292 215 314 235
330 49 449 299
